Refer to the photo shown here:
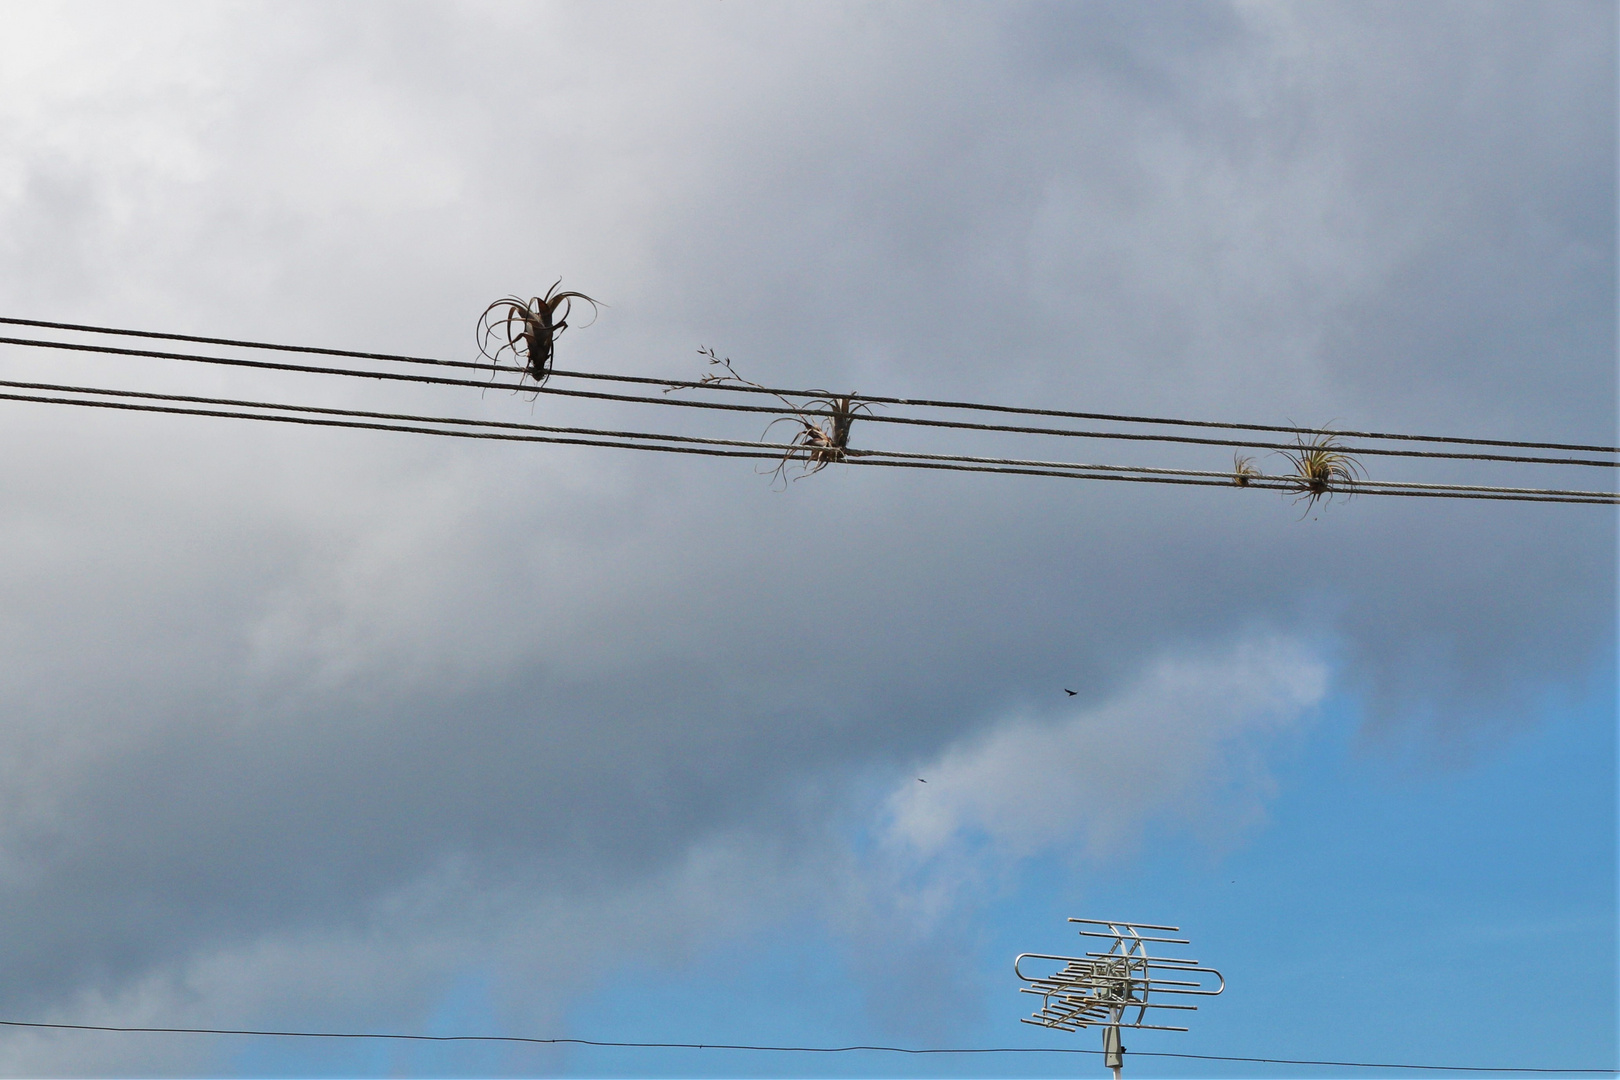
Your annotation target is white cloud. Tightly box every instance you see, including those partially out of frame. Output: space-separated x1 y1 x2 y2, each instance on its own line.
886 635 1329 861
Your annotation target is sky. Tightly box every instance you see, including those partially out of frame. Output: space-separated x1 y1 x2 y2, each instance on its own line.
0 2 1613 1077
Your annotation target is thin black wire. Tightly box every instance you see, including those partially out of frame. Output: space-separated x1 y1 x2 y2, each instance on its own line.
847 456 1615 503
3 386 1613 504
11 313 1617 454
0 389 782 463
0 333 527 388
0 1020 1608 1074
561 367 1620 456
0 377 796 454
4 384 1615 503
1 334 1612 469
10 375 1613 500
803 408 1617 467
0 316 491 372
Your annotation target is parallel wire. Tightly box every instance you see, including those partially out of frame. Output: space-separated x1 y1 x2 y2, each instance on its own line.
0 389 779 463
2 382 1613 504
10 312 1616 454
0 1019 1609 1074
11 375 1608 496
0 316 488 371
558 367 1620 456
2 325 1614 464
848 458 1614 503
0 377 790 454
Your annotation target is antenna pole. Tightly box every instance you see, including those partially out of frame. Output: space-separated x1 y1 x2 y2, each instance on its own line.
1104 1013 1124 1079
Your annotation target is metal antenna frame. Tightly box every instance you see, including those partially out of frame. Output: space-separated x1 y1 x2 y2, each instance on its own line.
1016 918 1223 1079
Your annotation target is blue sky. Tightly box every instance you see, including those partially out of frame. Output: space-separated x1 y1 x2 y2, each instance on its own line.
0 3 1613 1077
225 674 1617 1077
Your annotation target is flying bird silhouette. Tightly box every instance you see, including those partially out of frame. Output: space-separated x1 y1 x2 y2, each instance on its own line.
1064 688 1077 696
917 778 927 783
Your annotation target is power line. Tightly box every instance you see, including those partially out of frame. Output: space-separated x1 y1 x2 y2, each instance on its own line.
0 388 783 463
0 333 1612 471
852 455 1615 503
2 330 1614 499
561 367 1620 456
2 320 1614 460
0 376 794 454
6 325 1613 469
9 375 1612 495
0 315 490 372
4 381 1613 504
3 331 1612 469
0 333 521 389
0 1019 1608 1074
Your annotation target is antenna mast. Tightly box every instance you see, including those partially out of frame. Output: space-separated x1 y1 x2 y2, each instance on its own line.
1015 918 1224 1079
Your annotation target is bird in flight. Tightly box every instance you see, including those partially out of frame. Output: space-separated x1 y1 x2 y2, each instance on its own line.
1064 688 1077 696
917 778 927 783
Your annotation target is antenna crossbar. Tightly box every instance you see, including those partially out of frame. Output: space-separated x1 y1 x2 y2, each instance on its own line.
1068 919 1181 932
1021 1017 1191 1033
1078 930 1191 945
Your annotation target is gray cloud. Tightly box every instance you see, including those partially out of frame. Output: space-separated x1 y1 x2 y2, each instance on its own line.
886 634 1328 861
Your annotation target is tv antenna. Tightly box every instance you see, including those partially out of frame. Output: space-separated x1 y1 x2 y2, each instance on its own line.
1015 918 1224 1079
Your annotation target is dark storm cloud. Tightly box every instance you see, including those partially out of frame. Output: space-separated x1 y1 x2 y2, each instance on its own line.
0 0 1610 1062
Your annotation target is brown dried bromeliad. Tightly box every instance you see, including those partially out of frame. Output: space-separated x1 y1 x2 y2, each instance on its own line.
677 347 872 487
763 392 871 485
477 281 601 386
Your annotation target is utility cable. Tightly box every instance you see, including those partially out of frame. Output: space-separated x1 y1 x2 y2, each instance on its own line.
0 376 796 455
12 312 1620 455
0 388 781 463
13 375 1611 496
0 1019 1609 1074
3 316 1616 454
846 457 1614 503
6 377 1615 501
1 334 1613 469
0 316 490 372
3 382 1613 503
560 367 1620 456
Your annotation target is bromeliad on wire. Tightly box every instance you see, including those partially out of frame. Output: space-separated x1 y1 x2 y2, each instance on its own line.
674 347 872 487
1279 432 1364 512
477 281 601 386
761 392 870 484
